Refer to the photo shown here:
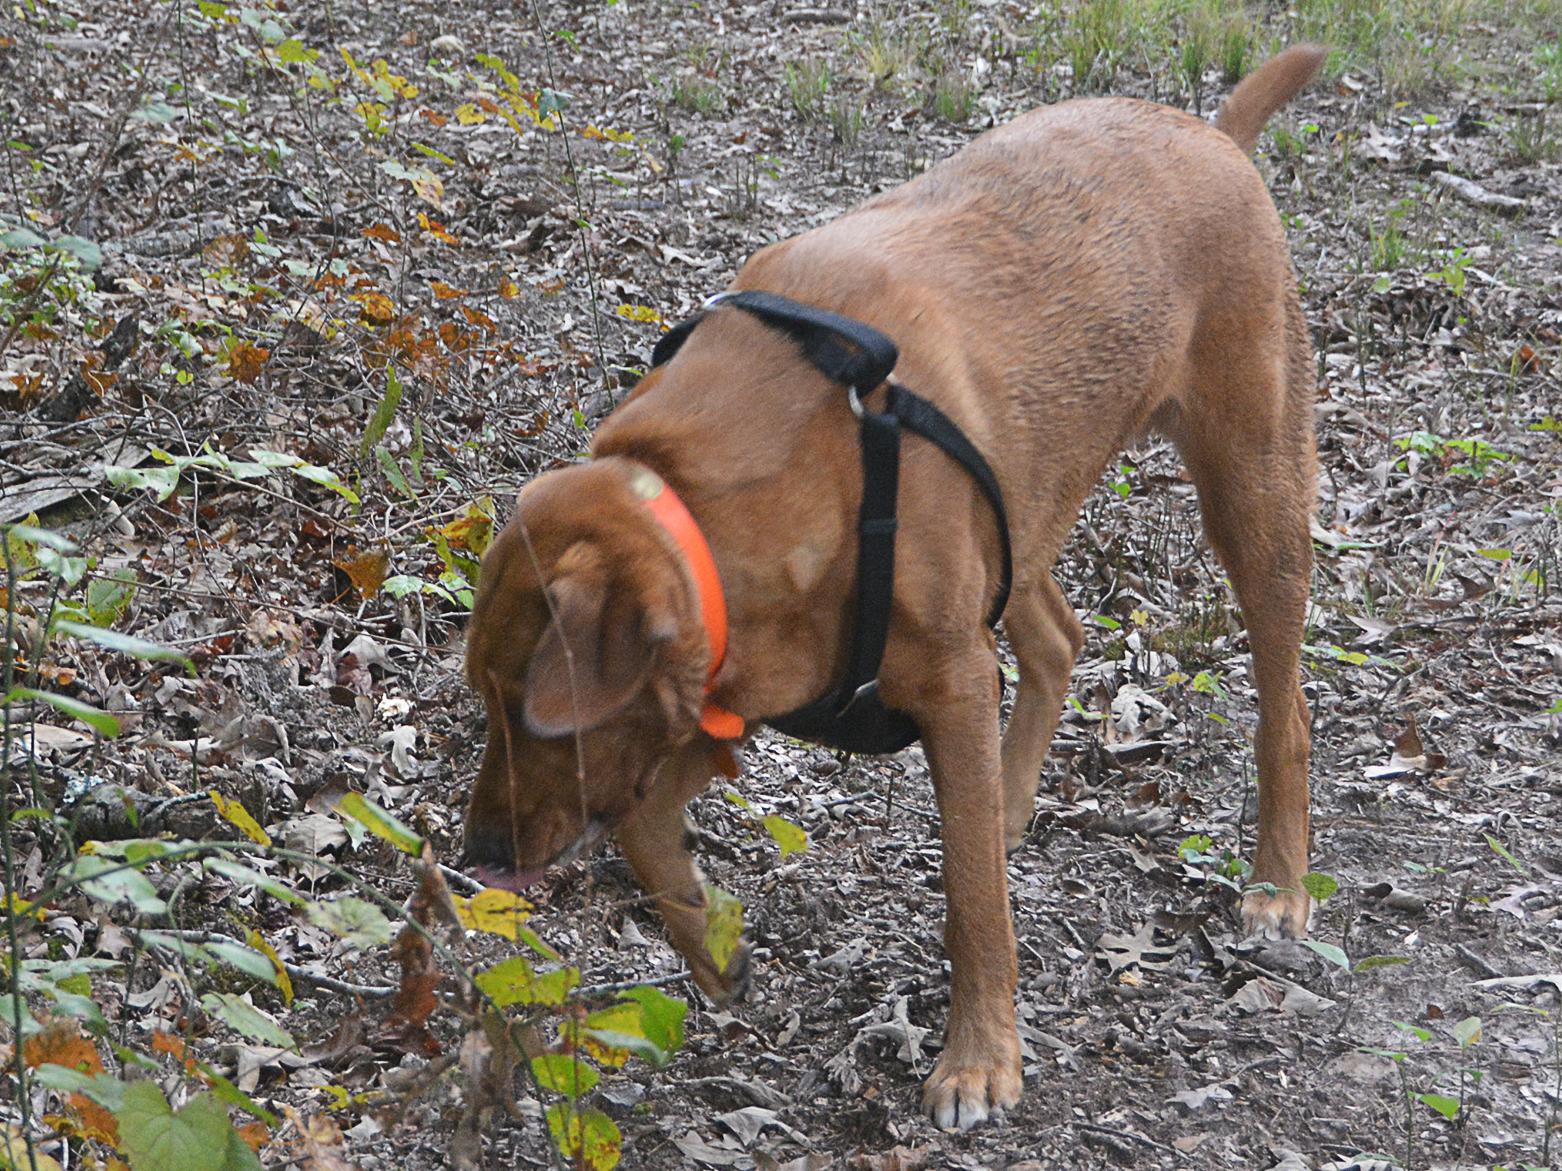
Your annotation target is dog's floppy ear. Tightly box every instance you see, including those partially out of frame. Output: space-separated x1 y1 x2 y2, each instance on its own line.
523 571 674 737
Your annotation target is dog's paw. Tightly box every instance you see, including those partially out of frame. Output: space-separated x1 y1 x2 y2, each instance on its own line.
1241 886 1311 940
922 1049 1021 1131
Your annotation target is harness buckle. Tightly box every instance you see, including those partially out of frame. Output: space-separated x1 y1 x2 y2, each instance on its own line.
836 678 879 716
847 385 866 420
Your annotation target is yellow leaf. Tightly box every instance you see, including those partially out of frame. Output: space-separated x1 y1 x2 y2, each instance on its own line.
455 888 534 939
209 790 272 846
248 928 294 1005
1 1127 63 1171
349 290 397 325
455 103 487 125
613 303 662 324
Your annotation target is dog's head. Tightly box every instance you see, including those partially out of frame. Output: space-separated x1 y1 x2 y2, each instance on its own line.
460 458 712 888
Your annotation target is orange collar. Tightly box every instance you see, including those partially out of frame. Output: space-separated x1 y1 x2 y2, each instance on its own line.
641 478 746 742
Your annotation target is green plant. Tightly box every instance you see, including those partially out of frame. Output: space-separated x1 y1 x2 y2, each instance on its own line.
1063 0 1130 93
1425 247 1473 297
1504 111 1557 163
783 59 832 121
1538 33 1562 101
1360 1016 1485 1165
0 574 701 1171
1392 430 1514 478
827 91 866 147
1369 197 1415 271
859 20 922 92
929 61 976 122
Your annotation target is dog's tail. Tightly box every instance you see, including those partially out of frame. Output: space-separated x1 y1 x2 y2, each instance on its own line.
1214 45 1328 154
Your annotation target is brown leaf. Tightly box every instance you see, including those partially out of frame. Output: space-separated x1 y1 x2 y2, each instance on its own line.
227 341 271 385
1393 717 1424 760
333 549 389 600
24 1020 118 1145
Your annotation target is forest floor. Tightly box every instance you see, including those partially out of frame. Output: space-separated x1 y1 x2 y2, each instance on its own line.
3 1 1562 1169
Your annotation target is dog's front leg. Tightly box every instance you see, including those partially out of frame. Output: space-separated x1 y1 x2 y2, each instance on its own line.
616 742 750 1004
918 647 1023 1130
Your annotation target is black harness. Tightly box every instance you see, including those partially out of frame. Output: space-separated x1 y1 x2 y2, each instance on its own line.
650 290 1013 755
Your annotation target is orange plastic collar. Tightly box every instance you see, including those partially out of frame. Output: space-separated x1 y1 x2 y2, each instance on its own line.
642 481 746 742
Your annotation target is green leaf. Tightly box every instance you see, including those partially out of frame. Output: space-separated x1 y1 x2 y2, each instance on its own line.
530 966 581 1006
475 956 579 1008
517 924 562 962
375 445 418 500
1357 1045 1407 1063
117 1082 262 1171
0 226 47 249
105 462 183 501
202 857 306 905
1393 1020 1433 1043
31 1066 126 1111
1414 1091 1461 1121
762 814 808 858
1353 954 1411 973
703 883 743 974
130 97 180 124
337 792 423 854
202 941 283 988
67 854 166 915
201 992 295 1048
52 619 194 674
380 573 427 599
1452 1015 1481 1048
87 568 139 627
531 1053 599 1098
290 462 360 503
360 366 404 455
1176 833 1214 861
35 545 88 587
1301 872 1339 903
305 897 393 949
1300 939 1350 970
49 234 102 270
5 523 77 552
196 1064 278 1127
248 449 361 504
617 986 686 1062
4 686 121 737
1485 833 1529 877
546 1104 621 1171
275 38 318 64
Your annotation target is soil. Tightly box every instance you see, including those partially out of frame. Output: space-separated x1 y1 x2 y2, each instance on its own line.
2 2 1560 1170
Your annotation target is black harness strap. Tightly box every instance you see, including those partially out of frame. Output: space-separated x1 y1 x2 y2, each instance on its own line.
649 289 1013 755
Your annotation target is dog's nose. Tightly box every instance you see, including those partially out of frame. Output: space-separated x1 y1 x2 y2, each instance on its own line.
460 823 515 873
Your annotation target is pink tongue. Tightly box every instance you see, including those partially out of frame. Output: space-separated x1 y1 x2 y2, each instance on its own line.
469 865 547 892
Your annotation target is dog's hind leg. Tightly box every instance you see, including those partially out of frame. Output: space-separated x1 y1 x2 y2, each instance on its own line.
1175 301 1316 939
616 744 750 1002
1000 575 1084 852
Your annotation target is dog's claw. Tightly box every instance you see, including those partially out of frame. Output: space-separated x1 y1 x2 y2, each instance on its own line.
1241 887 1311 940
922 1054 1020 1131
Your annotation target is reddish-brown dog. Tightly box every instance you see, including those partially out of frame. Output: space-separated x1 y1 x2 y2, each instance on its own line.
464 46 1325 1130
